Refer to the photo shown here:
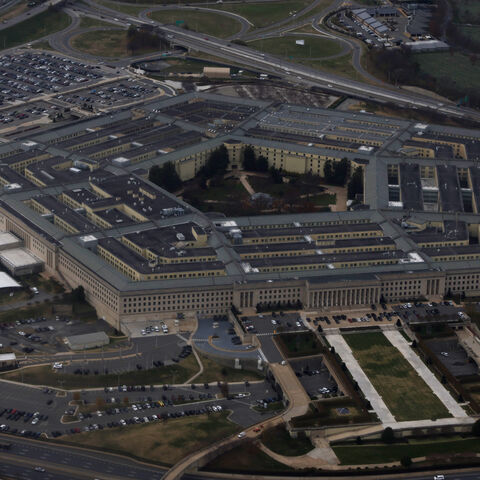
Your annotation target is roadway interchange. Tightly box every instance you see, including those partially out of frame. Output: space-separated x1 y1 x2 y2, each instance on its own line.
74 0 480 124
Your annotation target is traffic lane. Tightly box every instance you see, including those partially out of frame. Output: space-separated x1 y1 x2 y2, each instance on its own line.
0 434 165 480
0 455 84 480
258 335 284 363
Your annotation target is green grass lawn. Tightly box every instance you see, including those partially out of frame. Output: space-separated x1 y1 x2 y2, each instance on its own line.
459 25 480 43
300 54 361 81
415 51 480 94
455 2 480 23
193 352 264 383
204 443 294 472
150 10 241 39
248 35 343 59
276 332 324 358
311 193 336 206
344 332 450 421
333 437 480 465
0 7 71 50
215 1 310 29
65 411 239 465
261 424 312 456
72 29 158 58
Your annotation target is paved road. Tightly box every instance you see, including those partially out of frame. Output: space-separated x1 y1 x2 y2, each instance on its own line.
0 0 64 31
0 433 165 480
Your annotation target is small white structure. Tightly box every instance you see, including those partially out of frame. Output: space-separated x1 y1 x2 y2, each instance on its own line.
295 39 305 46
0 353 17 370
0 272 21 290
66 331 109 351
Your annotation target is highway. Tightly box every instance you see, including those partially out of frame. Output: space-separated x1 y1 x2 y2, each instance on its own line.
3 432 480 480
72 0 480 123
0 433 166 480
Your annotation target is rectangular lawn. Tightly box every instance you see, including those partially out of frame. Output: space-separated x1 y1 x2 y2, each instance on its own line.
344 332 450 421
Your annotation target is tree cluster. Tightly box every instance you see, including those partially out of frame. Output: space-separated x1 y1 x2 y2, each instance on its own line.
126 26 168 54
242 146 269 172
149 162 182 193
347 166 363 200
323 158 349 186
71 285 85 303
198 145 229 179
255 300 303 312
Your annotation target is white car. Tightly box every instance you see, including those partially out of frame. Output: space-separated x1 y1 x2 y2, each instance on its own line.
440 352 449 357
237 431 246 438
52 363 63 369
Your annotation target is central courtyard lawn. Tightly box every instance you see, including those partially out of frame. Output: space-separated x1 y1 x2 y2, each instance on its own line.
344 332 450 421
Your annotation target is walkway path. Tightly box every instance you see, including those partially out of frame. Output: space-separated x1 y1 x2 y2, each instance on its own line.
383 330 467 418
327 334 395 423
269 362 310 421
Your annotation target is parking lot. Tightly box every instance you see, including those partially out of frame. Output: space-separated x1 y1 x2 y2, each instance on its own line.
394 301 466 326
289 356 338 399
0 51 103 104
425 337 478 377
0 314 121 356
240 312 307 335
0 378 279 440
56 78 163 111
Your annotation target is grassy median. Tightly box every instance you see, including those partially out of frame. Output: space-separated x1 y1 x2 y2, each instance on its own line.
344 332 450 421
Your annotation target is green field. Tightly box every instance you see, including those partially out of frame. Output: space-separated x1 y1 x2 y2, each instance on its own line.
72 29 158 58
344 332 450 421
150 10 241 39
215 1 310 28
415 51 480 94
455 1 480 23
65 412 238 465
261 424 313 456
249 35 343 59
301 54 361 81
0 7 71 50
333 437 480 465
459 25 480 43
